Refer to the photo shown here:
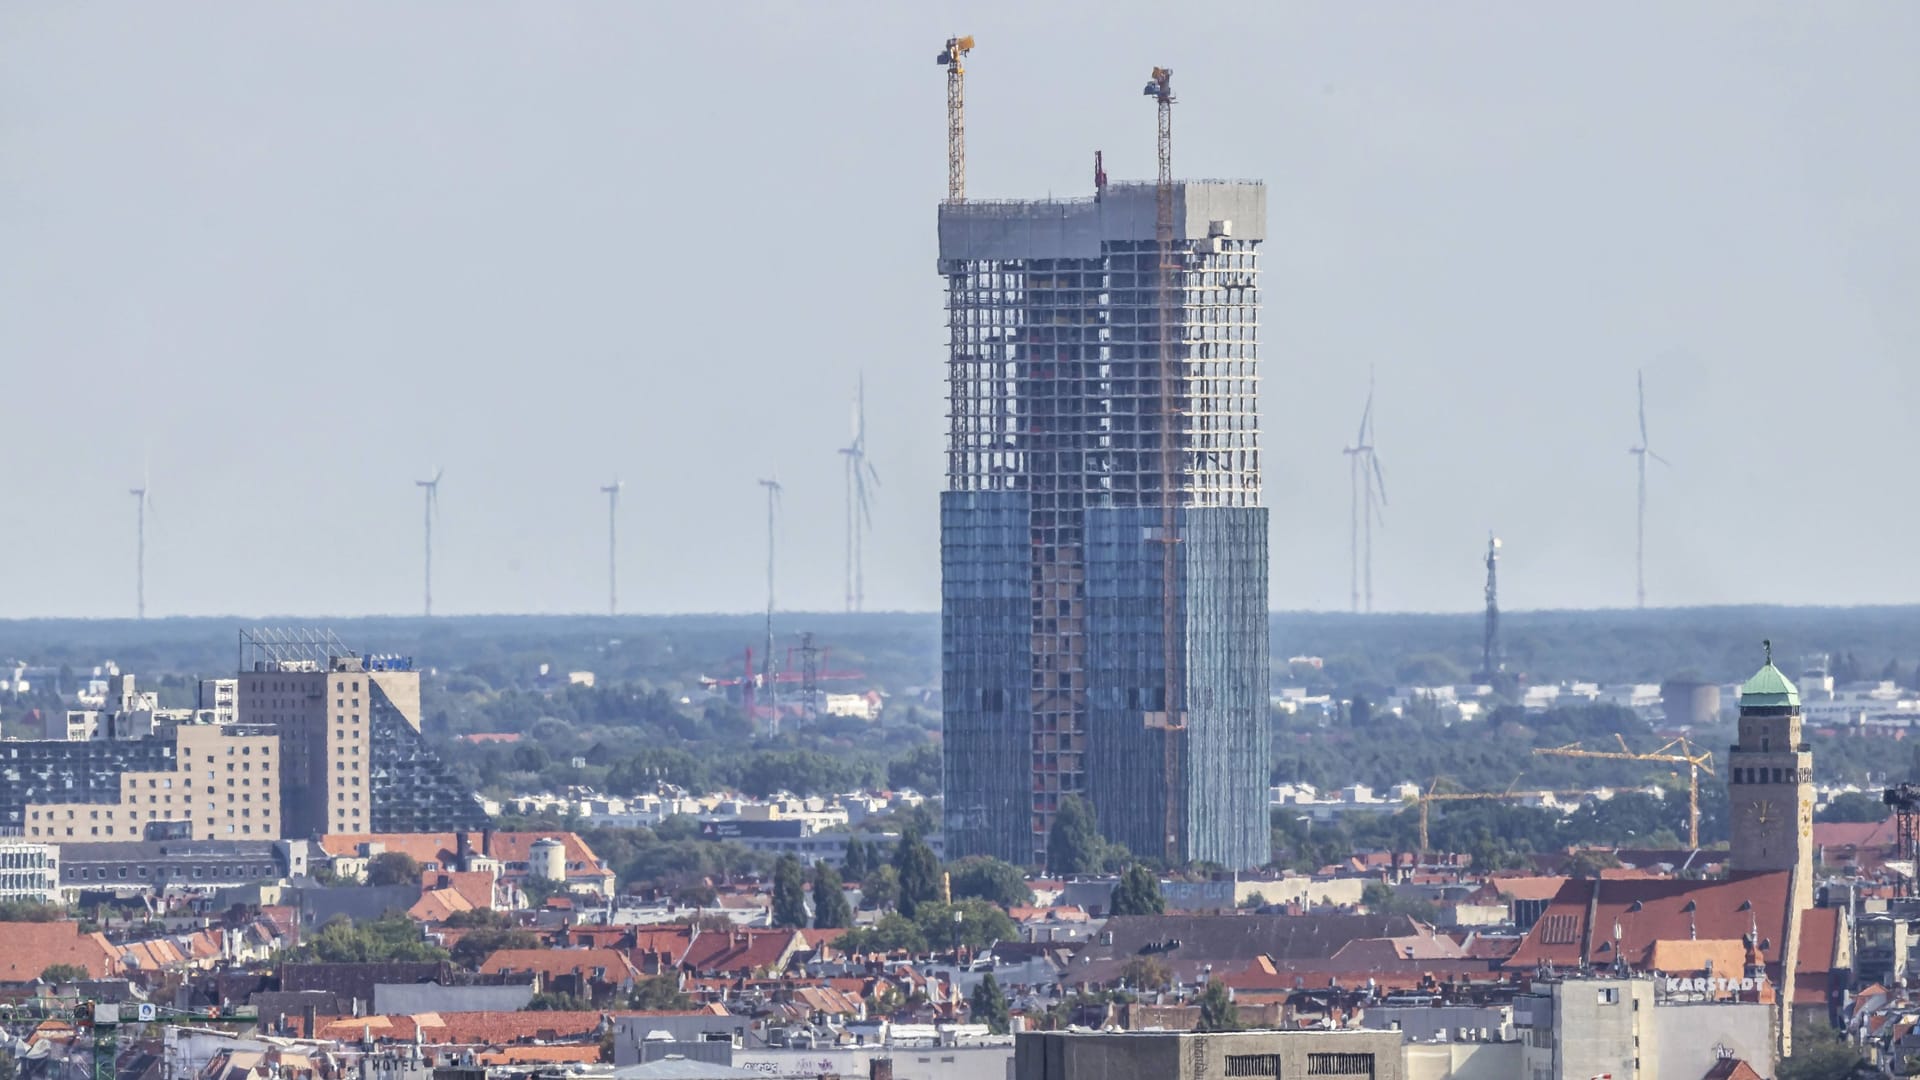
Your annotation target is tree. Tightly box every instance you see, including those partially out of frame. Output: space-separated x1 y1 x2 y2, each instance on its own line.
811 861 853 929
843 836 872 880
630 974 693 1010
947 856 1033 907
451 928 540 969
39 963 88 984
1108 864 1166 916
1196 978 1241 1032
906 898 1018 953
527 990 593 1011
1361 880 1440 924
0 1048 15 1080
1778 1023 1865 1080
861 865 901 911
1119 956 1172 992
836 912 927 956
1047 795 1105 876
970 972 1011 1034
772 855 809 928
892 829 943 919
1349 694 1373 727
1818 792 1889 824
365 852 423 888
300 913 450 963
1566 849 1624 880
0 900 63 922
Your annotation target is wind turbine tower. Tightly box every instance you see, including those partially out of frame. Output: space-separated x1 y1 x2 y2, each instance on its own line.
1341 377 1387 613
128 482 149 619
1628 369 1669 609
600 479 622 616
758 477 783 722
416 468 442 617
839 376 879 613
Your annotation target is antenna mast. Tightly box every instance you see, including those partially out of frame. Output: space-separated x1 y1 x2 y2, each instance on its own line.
938 36 975 202
1144 64 1186 862
1480 534 1502 683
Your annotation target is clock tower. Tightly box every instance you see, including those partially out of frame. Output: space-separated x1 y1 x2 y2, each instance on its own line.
1727 641 1813 911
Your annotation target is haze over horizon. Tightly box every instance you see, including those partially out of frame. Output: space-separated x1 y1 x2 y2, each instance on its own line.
5 4 1917 619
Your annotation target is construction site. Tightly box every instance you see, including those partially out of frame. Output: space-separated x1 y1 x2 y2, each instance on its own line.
936 42 1269 869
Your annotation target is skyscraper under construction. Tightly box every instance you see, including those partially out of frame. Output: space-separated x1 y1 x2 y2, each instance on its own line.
938 178 1270 869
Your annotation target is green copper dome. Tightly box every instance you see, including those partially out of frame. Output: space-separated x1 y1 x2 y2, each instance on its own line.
1740 641 1800 709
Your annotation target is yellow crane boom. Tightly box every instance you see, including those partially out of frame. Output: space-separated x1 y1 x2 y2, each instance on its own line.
937 36 974 202
1408 775 1530 855
1532 734 1716 848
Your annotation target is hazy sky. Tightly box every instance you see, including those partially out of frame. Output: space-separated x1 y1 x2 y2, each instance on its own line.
4 4 1918 619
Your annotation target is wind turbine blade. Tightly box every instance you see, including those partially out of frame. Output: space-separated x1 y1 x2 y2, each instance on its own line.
1371 454 1388 506
1637 371 1647 446
866 462 880 487
1648 450 1672 467
1355 394 1372 446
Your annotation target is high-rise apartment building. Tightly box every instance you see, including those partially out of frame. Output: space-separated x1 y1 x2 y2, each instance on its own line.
939 181 1270 868
237 632 485 837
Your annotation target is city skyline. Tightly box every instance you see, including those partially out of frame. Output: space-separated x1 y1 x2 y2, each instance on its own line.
5 4 1919 618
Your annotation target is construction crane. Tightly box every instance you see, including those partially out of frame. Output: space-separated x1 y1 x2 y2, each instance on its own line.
1409 775 1531 857
1533 734 1717 848
1143 64 1186 863
937 36 974 202
0 1000 251 1080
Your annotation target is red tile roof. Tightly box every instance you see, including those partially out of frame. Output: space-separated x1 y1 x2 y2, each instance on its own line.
0 923 121 982
1506 871 1805 976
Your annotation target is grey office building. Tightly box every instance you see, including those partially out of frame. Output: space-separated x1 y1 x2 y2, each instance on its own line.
939 180 1269 868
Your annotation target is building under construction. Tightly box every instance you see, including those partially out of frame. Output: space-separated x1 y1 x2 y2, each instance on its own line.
938 176 1270 869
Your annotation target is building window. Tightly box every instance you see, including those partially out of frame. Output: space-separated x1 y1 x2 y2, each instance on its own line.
1226 1057 1281 1078
1598 987 1620 1004
1305 1054 1374 1077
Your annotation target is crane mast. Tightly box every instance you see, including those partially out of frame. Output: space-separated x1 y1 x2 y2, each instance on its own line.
938 36 974 202
1143 65 1185 862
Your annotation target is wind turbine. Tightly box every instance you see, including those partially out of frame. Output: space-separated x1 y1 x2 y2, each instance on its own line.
757 477 784 726
128 475 150 620
1341 376 1388 613
416 467 442 617
838 375 880 613
600 479 622 617
1628 370 1669 609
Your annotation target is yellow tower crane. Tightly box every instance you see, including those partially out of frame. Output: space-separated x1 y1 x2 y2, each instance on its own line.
1142 64 1186 863
937 36 974 202
1532 734 1716 848
1409 775 1530 857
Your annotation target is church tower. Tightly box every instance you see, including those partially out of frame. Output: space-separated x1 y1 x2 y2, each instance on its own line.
1727 641 1814 911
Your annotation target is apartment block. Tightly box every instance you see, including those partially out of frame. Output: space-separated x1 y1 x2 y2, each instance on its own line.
15 720 278 842
237 632 484 837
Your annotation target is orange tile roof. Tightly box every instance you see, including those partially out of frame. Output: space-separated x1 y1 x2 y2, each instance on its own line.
411 888 477 922
479 948 637 983
316 832 611 877
421 870 500 911
0 923 121 982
